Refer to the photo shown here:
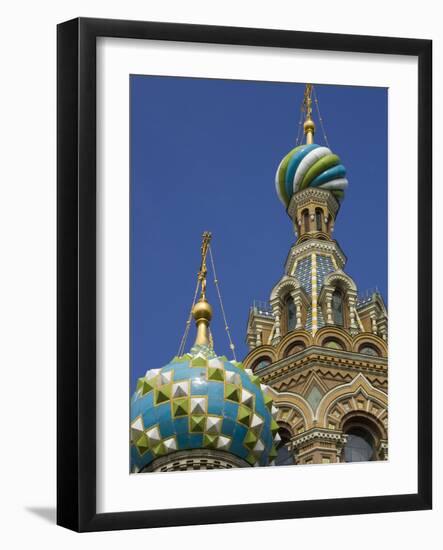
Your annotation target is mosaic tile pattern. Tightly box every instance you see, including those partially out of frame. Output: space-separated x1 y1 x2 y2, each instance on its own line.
316 254 335 329
130 345 279 471
316 254 335 289
296 254 335 331
295 256 312 295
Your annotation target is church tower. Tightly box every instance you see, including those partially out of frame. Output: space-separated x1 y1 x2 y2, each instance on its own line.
244 85 388 465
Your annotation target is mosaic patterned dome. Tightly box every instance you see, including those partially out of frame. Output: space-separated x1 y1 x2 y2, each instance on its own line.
130 343 280 471
275 143 348 208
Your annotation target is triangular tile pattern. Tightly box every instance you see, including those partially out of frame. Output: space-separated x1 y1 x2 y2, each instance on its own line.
130 353 279 471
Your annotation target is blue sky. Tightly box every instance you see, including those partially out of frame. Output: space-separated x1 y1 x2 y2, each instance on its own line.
130 76 387 391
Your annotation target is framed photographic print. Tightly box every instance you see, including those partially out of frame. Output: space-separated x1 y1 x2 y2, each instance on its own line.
57 17 432 532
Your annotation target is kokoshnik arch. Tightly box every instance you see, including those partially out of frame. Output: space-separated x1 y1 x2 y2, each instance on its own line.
130 84 388 471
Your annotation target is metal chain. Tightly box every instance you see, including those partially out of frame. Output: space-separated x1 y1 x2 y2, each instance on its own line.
208 245 237 361
313 85 330 148
177 277 201 357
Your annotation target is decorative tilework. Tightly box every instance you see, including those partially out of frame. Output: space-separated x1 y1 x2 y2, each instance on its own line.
295 253 336 332
295 256 312 295
316 254 335 288
131 352 278 471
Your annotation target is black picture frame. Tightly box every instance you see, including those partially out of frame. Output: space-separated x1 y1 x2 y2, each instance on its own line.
57 17 432 532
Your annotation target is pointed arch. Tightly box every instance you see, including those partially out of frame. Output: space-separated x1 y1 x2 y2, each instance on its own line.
316 373 388 426
267 386 315 430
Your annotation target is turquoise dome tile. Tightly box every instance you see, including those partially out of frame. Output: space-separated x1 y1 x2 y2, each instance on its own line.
188 433 204 448
130 352 279 471
176 430 189 449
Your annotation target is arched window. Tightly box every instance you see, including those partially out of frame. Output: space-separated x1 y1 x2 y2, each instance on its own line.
359 344 380 357
284 341 305 357
286 295 296 332
275 427 295 466
332 289 344 326
343 427 375 462
323 338 344 350
315 208 323 232
302 209 310 233
252 357 271 372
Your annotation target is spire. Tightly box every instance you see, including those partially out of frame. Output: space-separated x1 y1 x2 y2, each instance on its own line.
192 231 213 347
303 84 315 144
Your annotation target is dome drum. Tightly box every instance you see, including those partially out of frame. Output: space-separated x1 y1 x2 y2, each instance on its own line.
143 448 250 472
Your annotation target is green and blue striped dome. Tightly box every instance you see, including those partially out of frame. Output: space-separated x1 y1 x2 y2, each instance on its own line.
275 143 348 208
130 344 280 471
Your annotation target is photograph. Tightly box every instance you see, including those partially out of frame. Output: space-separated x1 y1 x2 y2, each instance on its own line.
0 1 435 542
129 78 389 473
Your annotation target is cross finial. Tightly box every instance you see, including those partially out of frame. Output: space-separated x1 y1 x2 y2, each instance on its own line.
197 231 212 300
303 84 315 144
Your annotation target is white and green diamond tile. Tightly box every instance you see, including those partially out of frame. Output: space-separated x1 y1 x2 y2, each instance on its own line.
190 396 207 415
172 380 190 399
130 353 277 471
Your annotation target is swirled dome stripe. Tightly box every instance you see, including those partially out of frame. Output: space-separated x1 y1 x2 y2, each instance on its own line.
275 142 348 207
318 177 349 191
292 146 332 192
284 144 320 197
331 189 344 200
275 145 303 207
299 153 340 191
310 164 347 188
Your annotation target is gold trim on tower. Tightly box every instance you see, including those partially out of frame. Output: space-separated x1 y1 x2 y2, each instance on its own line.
311 252 318 334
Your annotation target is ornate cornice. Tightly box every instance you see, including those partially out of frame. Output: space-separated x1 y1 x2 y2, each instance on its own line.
144 449 250 472
256 346 388 386
287 188 340 220
293 428 347 449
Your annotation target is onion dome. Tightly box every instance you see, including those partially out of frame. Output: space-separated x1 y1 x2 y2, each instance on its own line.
130 233 280 471
275 143 348 208
275 84 349 209
130 344 279 471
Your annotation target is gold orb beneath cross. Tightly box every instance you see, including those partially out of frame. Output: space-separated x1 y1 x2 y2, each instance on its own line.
304 119 315 133
192 298 213 322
